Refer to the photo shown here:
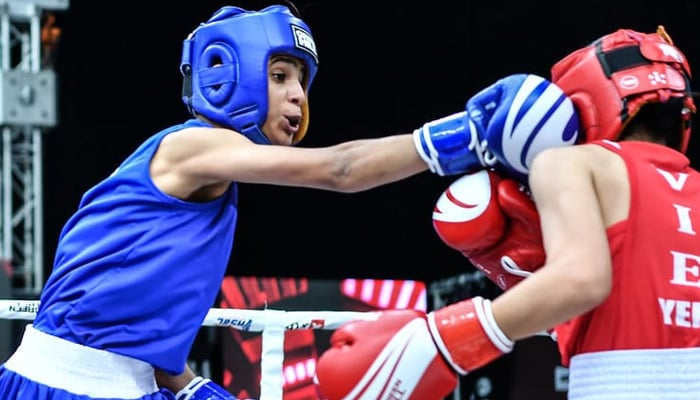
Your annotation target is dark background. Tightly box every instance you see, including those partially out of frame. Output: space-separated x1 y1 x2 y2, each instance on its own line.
43 0 700 284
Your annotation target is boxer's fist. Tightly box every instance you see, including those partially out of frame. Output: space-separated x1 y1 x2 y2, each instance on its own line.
433 169 544 291
466 178 544 290
413 74 579 180
315 310 457 400
466 74 580 183
432 169 506 251
315 298 513 399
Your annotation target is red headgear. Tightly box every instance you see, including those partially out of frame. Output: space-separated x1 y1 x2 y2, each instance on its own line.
551 26 696 152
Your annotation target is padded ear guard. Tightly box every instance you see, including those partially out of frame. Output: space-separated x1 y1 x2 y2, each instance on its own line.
192 43 239 113
180 5 319 145
551 26 695 151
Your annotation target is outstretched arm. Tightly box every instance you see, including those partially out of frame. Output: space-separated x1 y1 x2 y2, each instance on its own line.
153 128 428 196
152 73 578 198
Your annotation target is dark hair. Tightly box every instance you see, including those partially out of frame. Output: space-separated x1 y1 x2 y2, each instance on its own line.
619 98 688 151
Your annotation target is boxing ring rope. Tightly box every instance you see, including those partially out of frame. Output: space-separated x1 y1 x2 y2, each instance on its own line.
0 299 379 400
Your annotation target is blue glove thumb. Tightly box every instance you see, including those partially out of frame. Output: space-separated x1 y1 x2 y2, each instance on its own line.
466 74 580 183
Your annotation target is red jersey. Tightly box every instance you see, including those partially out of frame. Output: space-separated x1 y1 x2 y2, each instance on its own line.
556 140 700 366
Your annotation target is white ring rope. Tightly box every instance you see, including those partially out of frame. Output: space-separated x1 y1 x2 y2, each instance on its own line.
0 299 380 400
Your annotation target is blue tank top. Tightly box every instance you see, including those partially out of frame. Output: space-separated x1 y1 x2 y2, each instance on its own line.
33 119 239 374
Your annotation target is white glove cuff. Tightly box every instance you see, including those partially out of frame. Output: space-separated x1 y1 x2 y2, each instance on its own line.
413 126 442 175
175 376 209 400
427 296 513 375
476 297 514 353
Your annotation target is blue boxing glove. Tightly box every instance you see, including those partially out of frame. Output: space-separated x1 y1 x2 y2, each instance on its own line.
175 376 241 400
414 74 580 182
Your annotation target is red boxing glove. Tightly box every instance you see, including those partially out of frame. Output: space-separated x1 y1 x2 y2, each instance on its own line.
315 310 457 400
315 297 512 400
433 169 544 290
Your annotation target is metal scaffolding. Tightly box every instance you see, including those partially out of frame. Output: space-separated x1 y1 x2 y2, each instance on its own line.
0 0 67 297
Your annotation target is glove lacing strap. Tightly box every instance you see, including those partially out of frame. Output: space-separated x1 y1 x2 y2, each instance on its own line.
467 119 498 168
500 255 534 278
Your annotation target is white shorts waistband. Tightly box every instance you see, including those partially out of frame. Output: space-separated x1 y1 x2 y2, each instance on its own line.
568 347 700 400
4 324 158 398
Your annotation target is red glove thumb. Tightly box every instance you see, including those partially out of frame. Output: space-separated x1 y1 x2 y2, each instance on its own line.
497 179 540 233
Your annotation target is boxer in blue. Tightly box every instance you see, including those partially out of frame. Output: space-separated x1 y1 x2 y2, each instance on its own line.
0 3 578 399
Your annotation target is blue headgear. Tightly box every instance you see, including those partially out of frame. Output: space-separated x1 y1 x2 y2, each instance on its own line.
180 5 319 144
